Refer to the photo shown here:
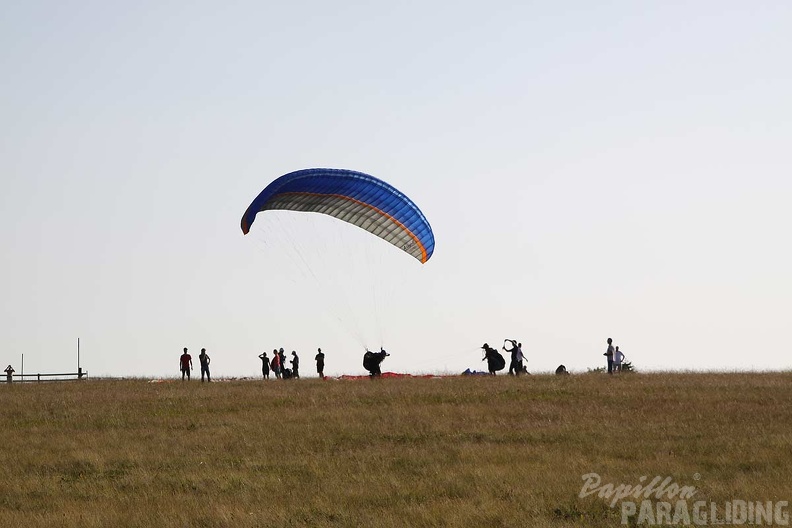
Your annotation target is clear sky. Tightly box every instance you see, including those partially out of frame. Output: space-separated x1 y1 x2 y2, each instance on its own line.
2 1 790 378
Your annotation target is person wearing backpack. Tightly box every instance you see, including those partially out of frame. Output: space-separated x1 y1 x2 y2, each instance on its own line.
363 348 389 378
481 343 505 375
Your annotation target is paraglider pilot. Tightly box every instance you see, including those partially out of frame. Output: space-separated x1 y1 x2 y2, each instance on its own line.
363 348 389 378
481 343 504 376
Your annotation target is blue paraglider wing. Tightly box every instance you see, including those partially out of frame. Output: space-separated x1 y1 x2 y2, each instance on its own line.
241 168 435 263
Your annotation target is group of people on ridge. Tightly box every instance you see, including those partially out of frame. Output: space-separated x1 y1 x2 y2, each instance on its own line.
177 345 386 381
481 339 526 376
179 347 211 382
604 337 626 373
258 348 326 380
178 347 325 381
480 337 627 375
178 339 626 380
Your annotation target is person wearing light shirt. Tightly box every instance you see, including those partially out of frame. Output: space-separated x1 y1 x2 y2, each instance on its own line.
613 346 625 373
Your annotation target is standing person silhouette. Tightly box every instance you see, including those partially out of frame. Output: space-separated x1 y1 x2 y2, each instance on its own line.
291 351 300 379
515 342 525 375
505 339 518 375
315 348 325 380
604 338 615 374
259 351 270 379
504 339 525 376
278 349 287 376
614 346 625 373
270 349 281 379
180 348 192 380
199 348 211 382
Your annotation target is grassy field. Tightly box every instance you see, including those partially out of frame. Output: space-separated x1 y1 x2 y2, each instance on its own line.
1 372 790 527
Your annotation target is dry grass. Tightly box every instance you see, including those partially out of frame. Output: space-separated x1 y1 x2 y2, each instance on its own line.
1 372 791 527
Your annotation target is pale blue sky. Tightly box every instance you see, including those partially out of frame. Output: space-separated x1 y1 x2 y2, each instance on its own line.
2 1 790 377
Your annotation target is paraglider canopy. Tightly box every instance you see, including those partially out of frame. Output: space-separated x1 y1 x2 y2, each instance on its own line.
241 168 435 263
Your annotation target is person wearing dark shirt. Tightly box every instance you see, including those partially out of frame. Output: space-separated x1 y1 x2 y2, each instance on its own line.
504 339 524 376
199 348 211 382
604 338 615 374
315 348 325 379
481 343 502 376
291 351 300 379
180 348 192 380
278 348 287 376
259 351 270 379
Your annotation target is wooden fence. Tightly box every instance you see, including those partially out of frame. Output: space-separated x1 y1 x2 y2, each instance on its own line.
5 369 88 383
